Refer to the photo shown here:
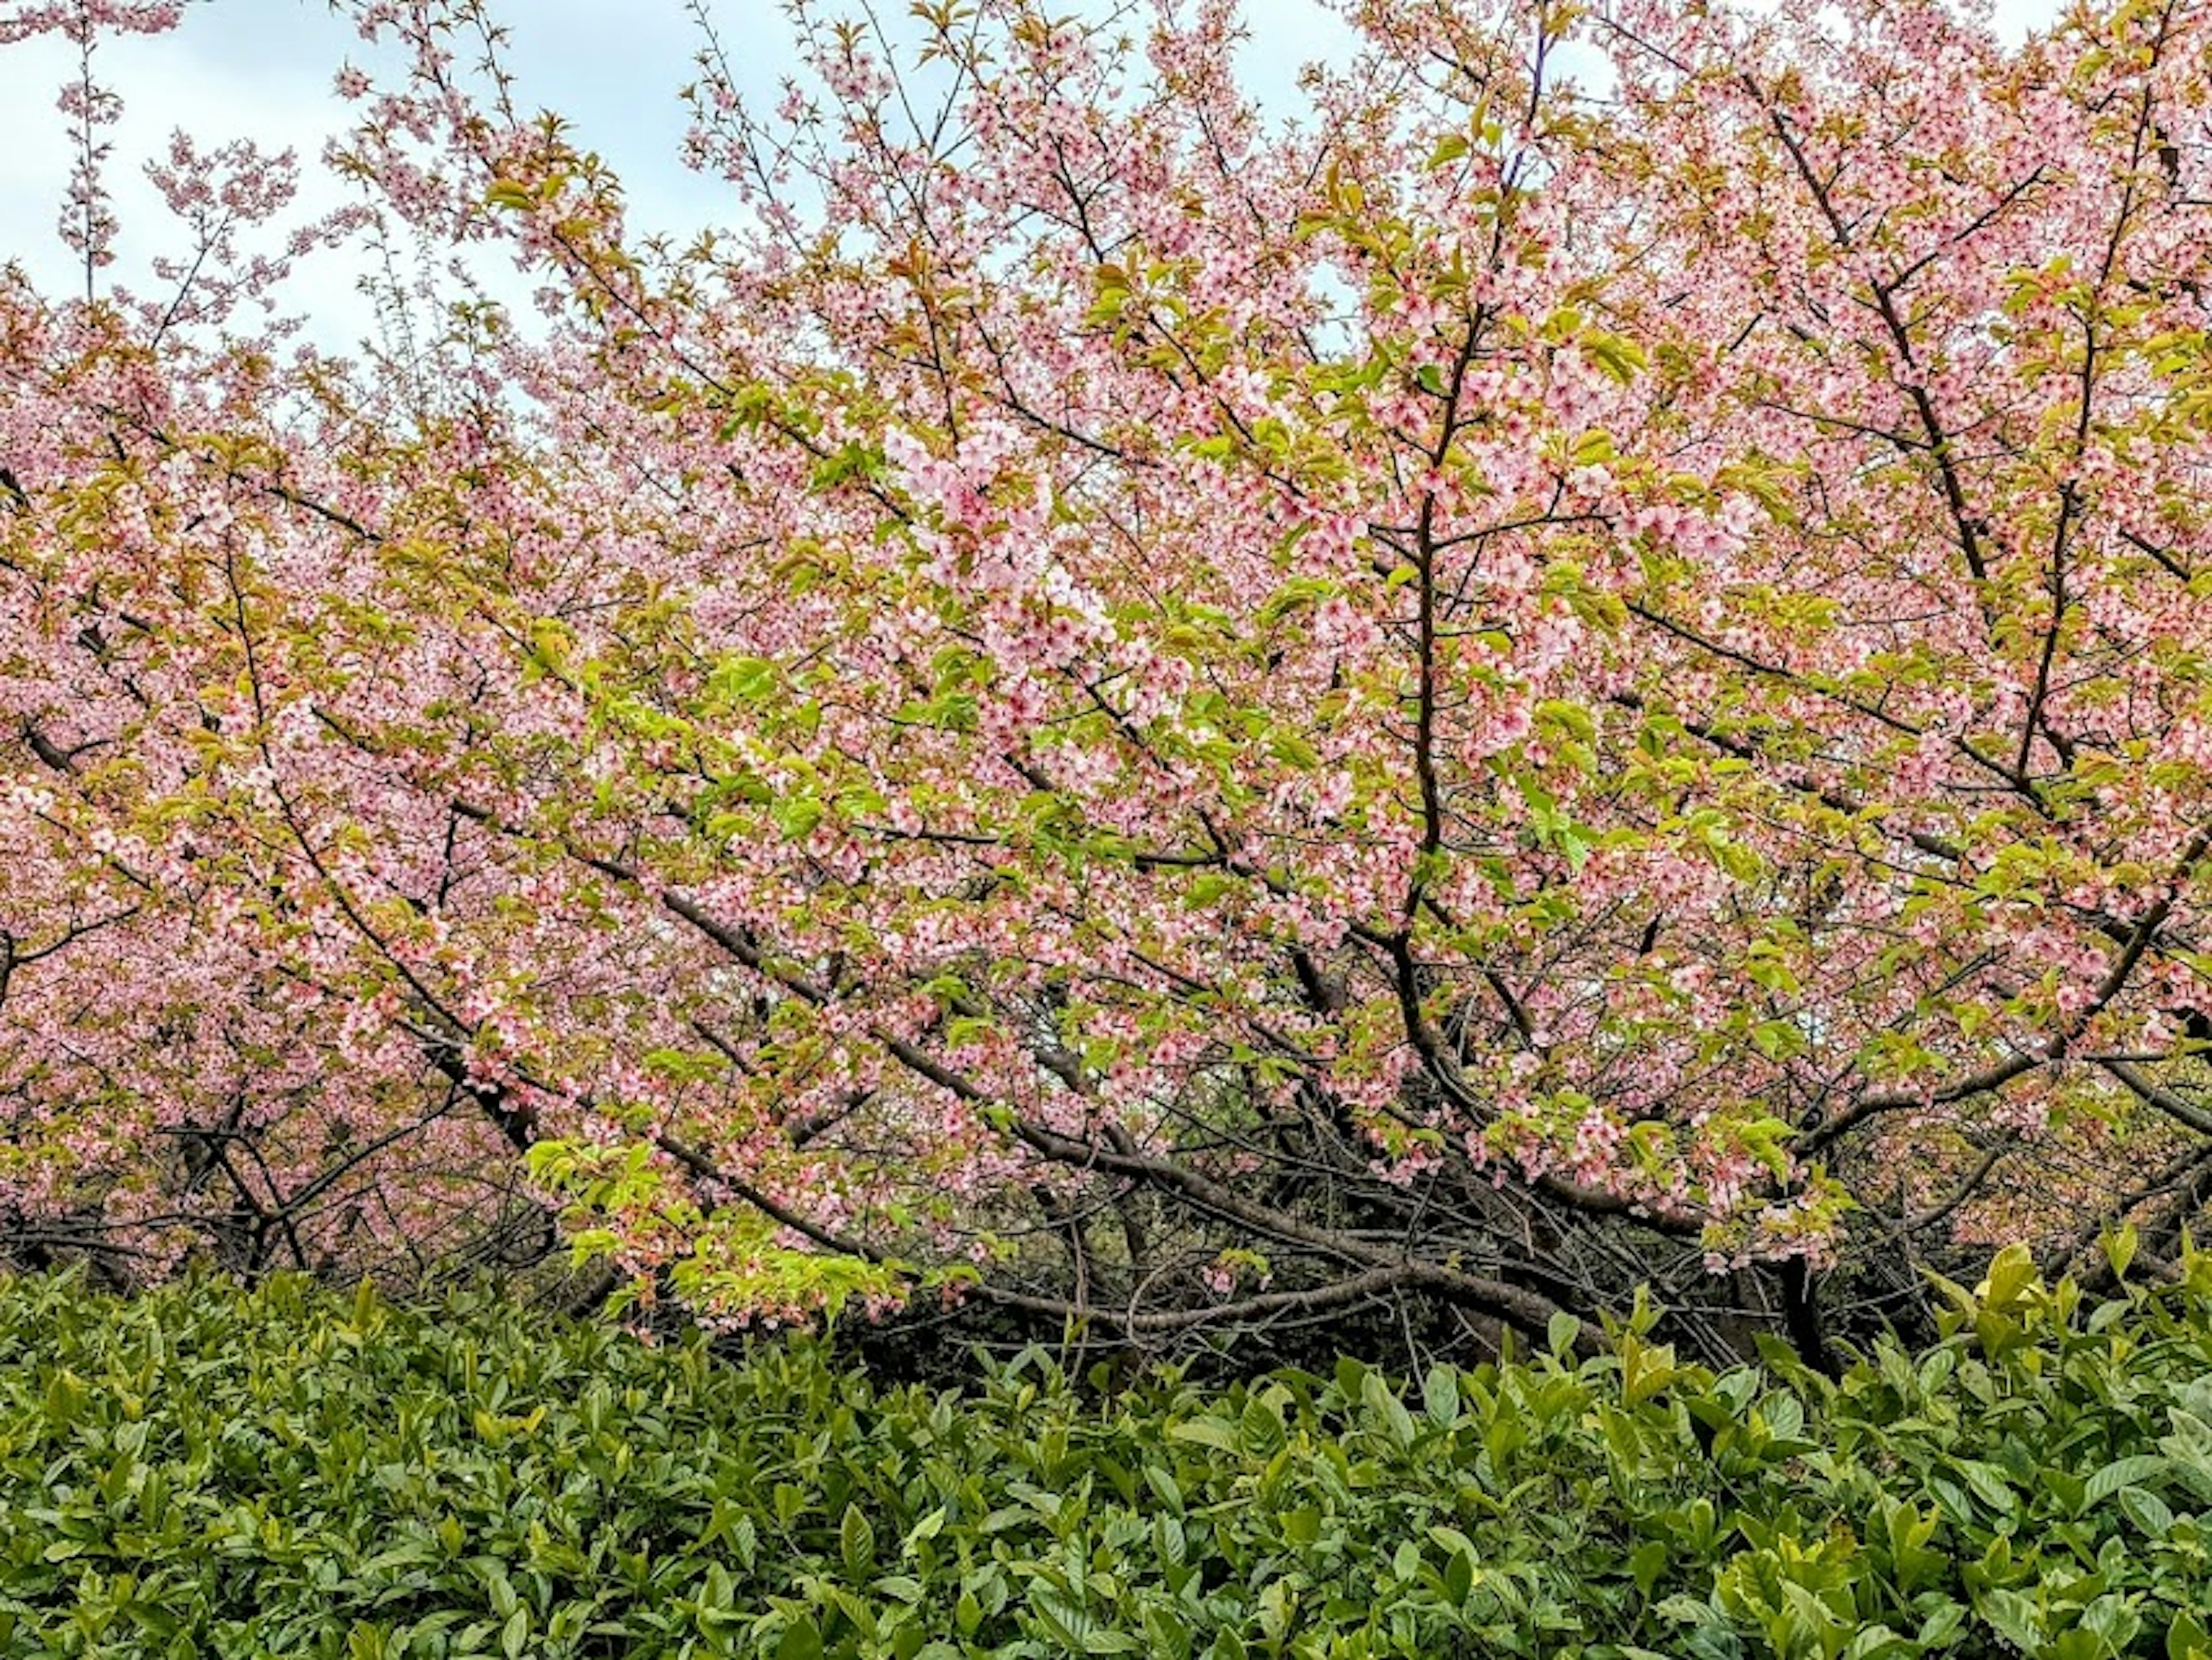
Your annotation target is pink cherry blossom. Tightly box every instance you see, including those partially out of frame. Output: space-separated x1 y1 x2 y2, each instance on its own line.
2 0 2209 1363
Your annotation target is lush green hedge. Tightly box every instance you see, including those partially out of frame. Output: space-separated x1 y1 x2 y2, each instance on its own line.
3 1254 2211 1659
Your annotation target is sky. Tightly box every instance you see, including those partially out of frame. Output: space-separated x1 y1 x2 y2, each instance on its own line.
0 0 2063 355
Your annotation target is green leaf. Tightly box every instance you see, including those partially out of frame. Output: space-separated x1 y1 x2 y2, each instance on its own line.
710 655 778 704
2104 1222 2139 1279
772 794 825 842
2118 1484 2173 1535
1444 1542 1474 1603
1422 1366 1460 1427
1974 1587 2040 1652
841 1506 876 1576
902 1506 948 1553
1362 1370 1418 1448
1843 1626 1913 1660
1168 1418 1240 1454
1980 1242 2036 1311
2084 1453 2170 1504
1916 1602 1967 1649
1582 329 1649 382
1953 1458 2017 1514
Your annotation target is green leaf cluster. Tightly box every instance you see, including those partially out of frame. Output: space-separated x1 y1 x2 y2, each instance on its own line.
2 1263 2211 1657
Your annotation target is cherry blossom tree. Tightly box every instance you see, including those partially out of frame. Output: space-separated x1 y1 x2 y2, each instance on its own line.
4 0 2211 1365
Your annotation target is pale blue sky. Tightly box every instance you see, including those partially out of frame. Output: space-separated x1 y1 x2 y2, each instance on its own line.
0 0 2061 353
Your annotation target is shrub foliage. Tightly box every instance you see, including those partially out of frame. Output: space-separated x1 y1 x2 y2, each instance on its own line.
4 1256 2212 1658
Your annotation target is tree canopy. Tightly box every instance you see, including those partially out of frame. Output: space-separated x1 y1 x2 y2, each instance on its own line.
3 0 2211 1364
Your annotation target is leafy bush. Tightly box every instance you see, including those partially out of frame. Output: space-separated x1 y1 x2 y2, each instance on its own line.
3 1253 2211 1658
